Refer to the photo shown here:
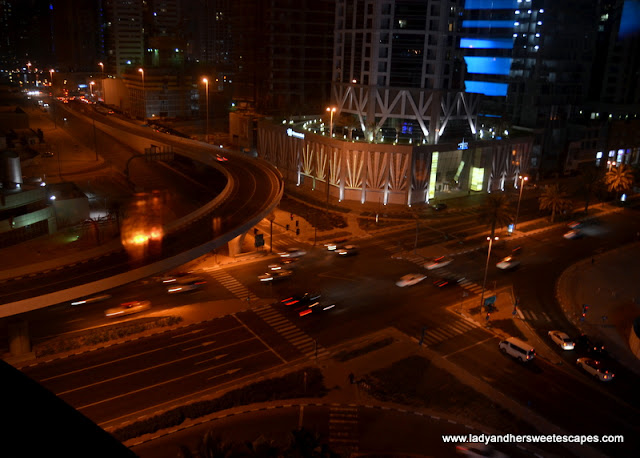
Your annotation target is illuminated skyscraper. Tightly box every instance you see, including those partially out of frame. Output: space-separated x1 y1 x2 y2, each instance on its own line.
332 0 476 144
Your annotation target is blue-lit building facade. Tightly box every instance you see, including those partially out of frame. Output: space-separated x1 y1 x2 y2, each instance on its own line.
256 0 535 206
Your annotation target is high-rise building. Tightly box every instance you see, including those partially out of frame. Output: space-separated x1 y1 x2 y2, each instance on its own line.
51 0 102 72
332 0 477 144
103 0 144 75
232 0 335 115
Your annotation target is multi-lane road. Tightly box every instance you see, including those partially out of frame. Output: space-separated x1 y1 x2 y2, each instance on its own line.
17 204 640 456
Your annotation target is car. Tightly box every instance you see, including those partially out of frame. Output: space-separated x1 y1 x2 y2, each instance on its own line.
42 151 54 158
575 335 608 357
424 256 453 270
432 203 448 211
563 229 583 239
548 330 575 350
496 255 521 270
105 300 151 318
455 443 508 458
259 270 293 282
432 277 454 288
568 220 583 229
279 248 307 258
576 357 615 382
167 277 206 293
215 153 228 162
159 272 192 283
324 237 349 251
281 292 321 307
335 245 358 256
396 273 426 287
298 301 336 317
71 294 112 306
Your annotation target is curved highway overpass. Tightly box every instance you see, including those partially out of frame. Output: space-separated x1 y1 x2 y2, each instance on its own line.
0 103 283 319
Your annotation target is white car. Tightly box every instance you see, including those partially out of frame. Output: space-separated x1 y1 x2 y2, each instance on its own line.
396 273 426 287
259 270 293 282
424 256 453 270
563 229 582 239
167 277 206 294
548 330 575 350
279 248 307 258
105 300 151 318
71 294 112 306
576 357 615 382
336 245 358 256
496 255 520 270
324 238 348 251
455 443 508 458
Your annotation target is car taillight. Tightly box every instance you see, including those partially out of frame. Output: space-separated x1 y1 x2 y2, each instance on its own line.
299 309 312 317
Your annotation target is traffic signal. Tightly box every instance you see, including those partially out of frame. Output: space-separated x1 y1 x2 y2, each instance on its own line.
582 304 589 318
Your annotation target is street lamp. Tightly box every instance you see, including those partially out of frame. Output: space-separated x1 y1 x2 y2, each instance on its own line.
326 106 336 137
90 81 95 97
480 236 499 310
26 62 31 84
99 62 104 76
607 160 615 171
49 69 54 87
202 77 209 142
138 68 145 119
514 175 528 230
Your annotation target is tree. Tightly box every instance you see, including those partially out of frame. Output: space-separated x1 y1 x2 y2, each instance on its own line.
576 167 604 214
478 193 513 237
604 164 634 199
538 184 572 222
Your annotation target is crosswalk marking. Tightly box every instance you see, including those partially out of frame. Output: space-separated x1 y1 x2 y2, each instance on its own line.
207 270 259 301
415 317 479 347
329 406 359 451
253 305 329 359
518 309 551 322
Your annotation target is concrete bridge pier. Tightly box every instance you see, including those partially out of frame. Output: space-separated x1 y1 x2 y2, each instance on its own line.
227 233 247 257
7 319 34 362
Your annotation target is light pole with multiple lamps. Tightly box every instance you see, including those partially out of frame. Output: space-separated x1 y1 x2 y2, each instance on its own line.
138 68 145 119
326 106 336 137
202 77 209 142
480 236 499 311
514 175 528 230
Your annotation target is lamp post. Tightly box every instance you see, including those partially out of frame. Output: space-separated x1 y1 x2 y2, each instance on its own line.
49 69 54 87
514 175 528 230
98 62 105 102
202 77 209 142
480 236 499 310
138 68 145 119
90 81 95 97
607 160 614 171
326 106 336 137
26 62 31 84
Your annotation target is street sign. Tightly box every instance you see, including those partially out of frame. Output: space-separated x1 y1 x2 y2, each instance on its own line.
254 233 264 248
484 295 496 307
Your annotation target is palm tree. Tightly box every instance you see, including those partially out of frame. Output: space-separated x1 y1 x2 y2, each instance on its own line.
577 167 604 214
478 193 513 237
538 184 572 222
604 164 634 199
